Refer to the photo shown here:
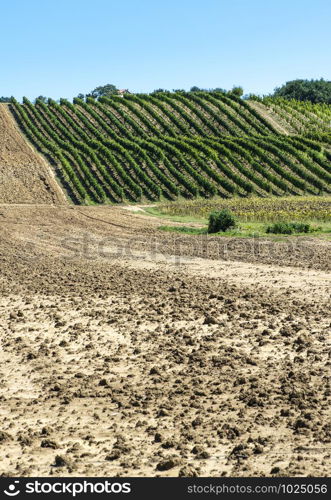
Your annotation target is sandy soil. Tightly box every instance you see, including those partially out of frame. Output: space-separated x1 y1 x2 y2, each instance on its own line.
0 105 66 204
0 205 330 477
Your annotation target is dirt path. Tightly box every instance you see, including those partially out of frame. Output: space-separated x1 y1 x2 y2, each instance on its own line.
0 206 330 477
248 100 292 135
0 104 67 204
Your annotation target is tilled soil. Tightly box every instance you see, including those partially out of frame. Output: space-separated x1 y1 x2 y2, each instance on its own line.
0 206 330 477
0 105 66 204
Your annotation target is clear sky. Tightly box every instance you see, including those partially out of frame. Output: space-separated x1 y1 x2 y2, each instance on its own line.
1 0 330 100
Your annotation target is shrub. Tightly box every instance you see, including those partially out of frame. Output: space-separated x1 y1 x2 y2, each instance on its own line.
266 222 311 234
208 209 236 233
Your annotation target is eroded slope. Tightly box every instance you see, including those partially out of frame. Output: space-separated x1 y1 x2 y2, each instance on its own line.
0 104 66 204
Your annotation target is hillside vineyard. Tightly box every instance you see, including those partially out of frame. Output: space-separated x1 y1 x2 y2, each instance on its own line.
10 93 331 204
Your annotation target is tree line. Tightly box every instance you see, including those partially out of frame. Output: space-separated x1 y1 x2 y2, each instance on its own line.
1 79 330 104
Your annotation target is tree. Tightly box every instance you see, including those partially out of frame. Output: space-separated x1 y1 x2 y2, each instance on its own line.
208 209 237 233
152 88 170 94
76 93 85 100
243 93 261 101
0 96 11 102
87 84 118 99
273 78 331 104
230 86 244 97
190 86 227 93
34 95 48 104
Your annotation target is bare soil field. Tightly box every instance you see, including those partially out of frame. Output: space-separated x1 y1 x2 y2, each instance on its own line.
0 205 330 477
0 105 66 204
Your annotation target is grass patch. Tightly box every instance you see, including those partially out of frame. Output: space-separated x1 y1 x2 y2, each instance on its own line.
159 225 207 235
157 221 331 239
158 223 266 238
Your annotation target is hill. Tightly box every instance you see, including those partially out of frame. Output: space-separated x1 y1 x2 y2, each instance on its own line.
9 92 331 204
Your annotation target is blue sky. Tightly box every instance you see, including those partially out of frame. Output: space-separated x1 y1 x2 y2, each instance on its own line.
1 0 330 100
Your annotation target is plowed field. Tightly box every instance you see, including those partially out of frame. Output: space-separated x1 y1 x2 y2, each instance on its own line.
0 206 330 477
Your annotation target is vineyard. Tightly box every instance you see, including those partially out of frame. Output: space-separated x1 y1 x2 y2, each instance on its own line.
9 92 331 204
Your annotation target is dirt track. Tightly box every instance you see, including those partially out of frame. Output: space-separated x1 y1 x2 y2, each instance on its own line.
247 101 293 135
0 206 330 477
0 105 66 204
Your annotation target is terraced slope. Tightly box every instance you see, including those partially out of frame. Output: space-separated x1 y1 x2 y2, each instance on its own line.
9 93 331 204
